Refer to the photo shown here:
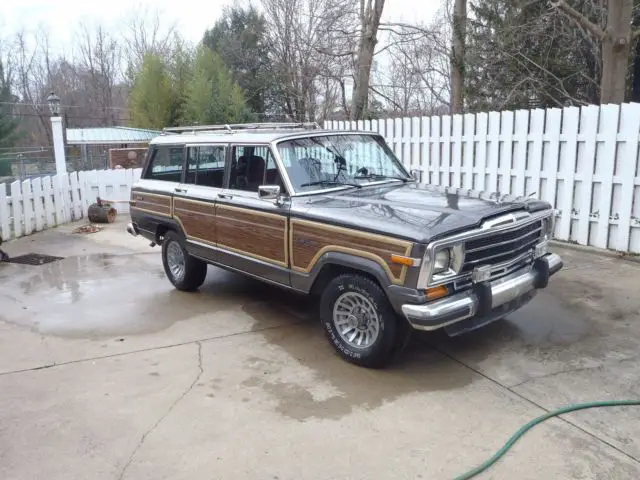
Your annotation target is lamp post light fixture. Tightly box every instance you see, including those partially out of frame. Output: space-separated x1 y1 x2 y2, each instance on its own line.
47 91 67 175
47 91 61 116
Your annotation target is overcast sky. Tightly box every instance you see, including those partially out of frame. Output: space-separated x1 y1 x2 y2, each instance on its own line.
1 0 441 53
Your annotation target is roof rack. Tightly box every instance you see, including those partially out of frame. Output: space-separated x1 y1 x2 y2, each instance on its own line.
161 122 321 135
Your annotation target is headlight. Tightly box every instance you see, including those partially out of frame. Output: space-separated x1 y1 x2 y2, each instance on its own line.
433 249 451 274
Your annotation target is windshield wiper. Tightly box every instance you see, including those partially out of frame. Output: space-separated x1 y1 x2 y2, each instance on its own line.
354 173 410 183
299 180 362 188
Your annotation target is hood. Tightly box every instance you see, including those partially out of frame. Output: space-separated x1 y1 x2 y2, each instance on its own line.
290 182 551 243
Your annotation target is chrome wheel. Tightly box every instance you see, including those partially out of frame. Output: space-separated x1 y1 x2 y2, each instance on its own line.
333 292 380 349
166 241 185 282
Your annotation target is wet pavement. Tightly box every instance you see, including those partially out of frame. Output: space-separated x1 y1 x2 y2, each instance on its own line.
0 219 639 479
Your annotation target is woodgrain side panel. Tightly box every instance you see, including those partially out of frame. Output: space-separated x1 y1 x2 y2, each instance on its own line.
216 205 287 266
290 219 413 284
130 191 171 216
173 198 216 244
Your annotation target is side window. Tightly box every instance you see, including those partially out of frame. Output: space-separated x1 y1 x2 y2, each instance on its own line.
185 145 226 188
229 145 282 192
143 145 184 182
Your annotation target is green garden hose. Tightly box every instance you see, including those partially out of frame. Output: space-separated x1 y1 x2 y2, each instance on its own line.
454 400 640 480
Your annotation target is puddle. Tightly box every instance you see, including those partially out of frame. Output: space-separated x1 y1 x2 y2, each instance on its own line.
233 294 477 421
0 253 291 339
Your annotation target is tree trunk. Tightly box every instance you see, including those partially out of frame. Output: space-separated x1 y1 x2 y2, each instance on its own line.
631 7 640 102
350 0 385 121
351 36 377 120
600 0 632 104
451 0 467 114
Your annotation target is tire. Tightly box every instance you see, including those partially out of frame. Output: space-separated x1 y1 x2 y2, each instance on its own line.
161 230 207 291
319 274 399 368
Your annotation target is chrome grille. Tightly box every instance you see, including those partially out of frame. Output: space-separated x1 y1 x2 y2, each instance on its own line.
461 220 543 275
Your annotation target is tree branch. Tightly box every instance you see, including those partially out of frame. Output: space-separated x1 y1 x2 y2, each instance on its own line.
369 85 404 112
551 0 605 40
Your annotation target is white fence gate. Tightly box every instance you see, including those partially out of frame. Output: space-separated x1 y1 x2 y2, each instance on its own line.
0 168 142 241
325 103 640 254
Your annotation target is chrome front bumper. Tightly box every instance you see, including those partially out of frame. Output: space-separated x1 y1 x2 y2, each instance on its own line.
401 253 563 332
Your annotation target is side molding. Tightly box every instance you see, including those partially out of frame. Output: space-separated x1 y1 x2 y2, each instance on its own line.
289 218 414 286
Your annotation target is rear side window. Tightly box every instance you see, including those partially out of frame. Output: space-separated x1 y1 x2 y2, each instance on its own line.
185 145 226 188
143 145 184 182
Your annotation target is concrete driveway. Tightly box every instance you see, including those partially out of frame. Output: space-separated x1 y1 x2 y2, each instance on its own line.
1 219 639 480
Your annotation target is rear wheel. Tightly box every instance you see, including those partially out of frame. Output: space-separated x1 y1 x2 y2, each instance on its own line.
161 230 207 291
320 274 399 368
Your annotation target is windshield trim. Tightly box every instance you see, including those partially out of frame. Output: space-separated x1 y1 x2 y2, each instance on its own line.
270 131 411 197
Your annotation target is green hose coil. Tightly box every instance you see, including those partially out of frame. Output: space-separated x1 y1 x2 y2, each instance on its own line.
454 400 640 480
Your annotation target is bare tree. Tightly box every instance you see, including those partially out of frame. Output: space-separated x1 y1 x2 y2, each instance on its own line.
552 0 639 104
369 3 453 116
350 0 386 120
121 5 178 84
261 0 357 122
76 25 122 125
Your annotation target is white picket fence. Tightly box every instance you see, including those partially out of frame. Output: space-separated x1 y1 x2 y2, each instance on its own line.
4 103 640 254
0 168 142 241
326 103 640 254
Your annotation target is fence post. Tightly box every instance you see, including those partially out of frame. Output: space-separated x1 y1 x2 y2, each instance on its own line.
52 174 66 225
498 111 514 194
451 114 463 188
541 108 562 235
69 171 82 220
574 105 599 246
21 179 34 235
486 111 501 193
611 103 640 252
0 182 10 241
593 104 620 249
42 176 56 228
10 180 23 238
526 109 545 199
474 112 488 192
512 109 530 197
462 113 475 191
31 177 45 231
555 107 579 242
430 116 441 185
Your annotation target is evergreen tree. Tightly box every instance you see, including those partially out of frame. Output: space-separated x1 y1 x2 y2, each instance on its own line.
202 3 275 116
182 46 253 125
129 53 177 129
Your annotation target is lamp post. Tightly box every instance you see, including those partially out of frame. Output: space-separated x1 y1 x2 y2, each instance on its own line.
47 91 67 175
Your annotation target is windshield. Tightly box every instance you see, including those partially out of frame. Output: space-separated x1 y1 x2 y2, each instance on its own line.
275 134 410 193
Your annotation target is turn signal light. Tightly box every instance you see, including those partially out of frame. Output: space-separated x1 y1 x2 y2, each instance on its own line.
390 254 418 267
425 285 448 301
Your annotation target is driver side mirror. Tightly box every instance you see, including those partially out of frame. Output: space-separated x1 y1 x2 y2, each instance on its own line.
410 169 422 183
258 185 281 200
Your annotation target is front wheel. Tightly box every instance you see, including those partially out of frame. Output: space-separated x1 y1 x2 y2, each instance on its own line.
161 230 207 291
319 274 399 368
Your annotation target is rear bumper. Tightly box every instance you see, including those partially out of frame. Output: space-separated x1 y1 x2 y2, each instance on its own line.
401 253 563 332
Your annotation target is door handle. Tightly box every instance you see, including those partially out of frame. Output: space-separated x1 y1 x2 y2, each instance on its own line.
174 187 186 193
218 193 233 199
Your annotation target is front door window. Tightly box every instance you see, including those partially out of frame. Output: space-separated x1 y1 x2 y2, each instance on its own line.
228 146 283 193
